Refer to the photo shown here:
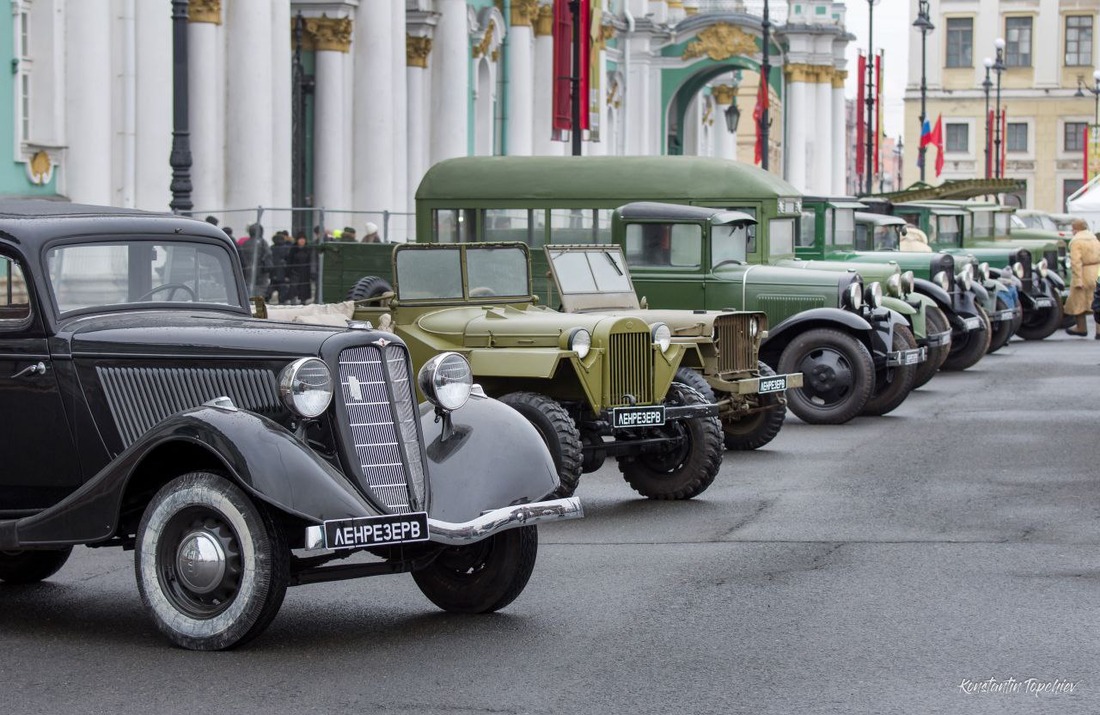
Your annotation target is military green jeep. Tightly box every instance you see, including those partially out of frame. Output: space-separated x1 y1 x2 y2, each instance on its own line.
344 242 724 501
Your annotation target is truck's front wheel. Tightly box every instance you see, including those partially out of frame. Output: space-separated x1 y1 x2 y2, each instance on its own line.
413 526 538 614
498 392 582 497
941 306 991 371
861 325 917 417
618 384 723 499
777 328 874 425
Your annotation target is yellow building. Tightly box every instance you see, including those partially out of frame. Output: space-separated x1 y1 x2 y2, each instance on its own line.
904 0 1100 211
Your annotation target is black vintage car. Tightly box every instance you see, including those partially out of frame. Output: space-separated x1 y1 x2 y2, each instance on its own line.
0 201 582 650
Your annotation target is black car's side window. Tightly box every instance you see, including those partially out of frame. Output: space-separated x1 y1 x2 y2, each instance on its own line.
0 255 31 326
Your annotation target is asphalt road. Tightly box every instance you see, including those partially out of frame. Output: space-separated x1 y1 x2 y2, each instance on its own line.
3 331 1099 714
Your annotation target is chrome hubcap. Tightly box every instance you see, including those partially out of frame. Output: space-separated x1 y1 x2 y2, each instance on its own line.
175 530 227 594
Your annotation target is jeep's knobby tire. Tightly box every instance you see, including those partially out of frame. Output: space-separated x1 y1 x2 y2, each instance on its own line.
675 365 787 451
1016 285 1064 341
673 367 716 401
913 306 949 389
0 547 72 584
347 275 393 302
498 392 582 497
135 472 289 651
412 525 537 614
861 325 917 417
941 306 991 371
986 295 1015 354
776 328 874 425
617 384 723 500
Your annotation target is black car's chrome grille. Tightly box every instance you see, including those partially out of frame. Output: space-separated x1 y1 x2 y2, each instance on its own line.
608 331 653 407
714 314 757 375
98 366 280 448
337 345 425 514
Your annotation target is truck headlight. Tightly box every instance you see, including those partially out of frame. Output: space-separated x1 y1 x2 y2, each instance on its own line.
749 317 760 337
568 327 592 359
886 273 902 297
846 282 863 311
418 352 473 412
901 270 915 294
651 323 672 353
957 264 973 291
1013 262 1024 279
933 270 949 291
279 357 334 419
978 262 990 281
1037 258 1049 278
865 281 883 308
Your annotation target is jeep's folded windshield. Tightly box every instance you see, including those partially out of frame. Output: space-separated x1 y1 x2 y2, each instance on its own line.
549 250 633 294
46 240 241 314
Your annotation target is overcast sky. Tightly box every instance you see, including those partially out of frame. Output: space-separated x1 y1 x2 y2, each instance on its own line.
841 1 911 141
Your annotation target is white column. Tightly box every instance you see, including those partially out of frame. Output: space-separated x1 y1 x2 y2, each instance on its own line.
226 0 273 218
533 5 561 155
271 0 292 212
506 20 534 156
134 0 172 211
625 36 653 155
431 0 470 163
785 78 811 192
711 85 736 162
188 16 222 214
407 33 433 217
390 6 409 220
314 49 347 220
814 76 833 194
64 0 112 205
832 78 846 194
354 0 395 216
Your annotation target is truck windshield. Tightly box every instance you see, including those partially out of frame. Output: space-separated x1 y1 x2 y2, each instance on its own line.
834 209 856 248
970 210 992 239
937 215 962 246
994 212 1011 236
710 223 750 266
549 249 633 294
45 240 240 314
769 218 796 257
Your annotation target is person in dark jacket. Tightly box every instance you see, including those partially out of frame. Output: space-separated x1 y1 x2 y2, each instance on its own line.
265 231 292 303
286 231 313 304
238 223 273 298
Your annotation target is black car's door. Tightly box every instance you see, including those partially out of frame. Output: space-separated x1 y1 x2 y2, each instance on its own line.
0 251 81 514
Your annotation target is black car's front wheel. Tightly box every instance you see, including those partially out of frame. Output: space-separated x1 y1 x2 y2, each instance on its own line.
0 547 72 584
776 328 874 425
618 384 723 499
413 526 538 614
135 471 289 651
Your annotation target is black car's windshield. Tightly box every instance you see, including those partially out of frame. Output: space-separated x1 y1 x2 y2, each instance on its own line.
46 240 241 314
550 249 633 294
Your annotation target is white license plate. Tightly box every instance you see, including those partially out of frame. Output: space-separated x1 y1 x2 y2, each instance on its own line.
322 512 430 550
758 376 788 394
902 350 922 365
1033 297 1053 308
612 405 666 428
963 317 982 330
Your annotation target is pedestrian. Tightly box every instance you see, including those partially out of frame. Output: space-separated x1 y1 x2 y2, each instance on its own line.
362 222 382 243
341 226 357 242
287 231 313 304
205 215 219 227
1064 218 1100 337
238 223 273 298
265 231 292 304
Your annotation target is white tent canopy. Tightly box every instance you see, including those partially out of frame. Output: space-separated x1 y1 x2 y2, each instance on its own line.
1066 176 1100 231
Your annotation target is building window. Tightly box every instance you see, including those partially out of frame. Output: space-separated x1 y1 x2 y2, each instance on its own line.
945 18 973 68
1006 123 1027 152
1005 17 1032 67
1066 16 1093 67
1065 179 1085 201
945 123 968 153
14 8 30 144
1065 122 1088 152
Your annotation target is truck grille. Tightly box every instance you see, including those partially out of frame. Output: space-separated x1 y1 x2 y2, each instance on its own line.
608 331 653 407
714 314 757 375
337 345 426 514
758 295 825 323
97 366 280 448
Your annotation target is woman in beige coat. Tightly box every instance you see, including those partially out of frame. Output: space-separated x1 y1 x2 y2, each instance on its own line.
1065 218 1100 336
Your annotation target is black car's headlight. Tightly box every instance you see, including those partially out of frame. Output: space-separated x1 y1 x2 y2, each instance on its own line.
978 262 990 281
1013 262 1025 279
279 357 334 418
651 323 672 353
886 273 902 297
1037 258 1049 278
418 352 473 412
957 264 973 291
865 281 883 308
933 270 950 291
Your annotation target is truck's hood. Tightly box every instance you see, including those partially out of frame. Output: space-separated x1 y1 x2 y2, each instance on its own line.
712 263 850 290
778 258 897 280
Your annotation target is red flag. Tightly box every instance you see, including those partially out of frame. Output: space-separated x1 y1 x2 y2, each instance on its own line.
855 53 865 176
929 115 944 177
999 108 1007 177
874 52 883 176
753 70 769 165
986 110 994 178
551 0 590 137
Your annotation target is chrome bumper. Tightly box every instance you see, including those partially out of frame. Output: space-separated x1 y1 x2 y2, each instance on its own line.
920 330 952 348
886 346 927 367
427 497 583 545
988 308 1018 323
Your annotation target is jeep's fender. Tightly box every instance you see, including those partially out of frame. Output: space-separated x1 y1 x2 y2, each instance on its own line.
759 308 874 367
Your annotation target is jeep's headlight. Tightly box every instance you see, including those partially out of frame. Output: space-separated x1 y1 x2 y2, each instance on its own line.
1037 258 1049 278
651 323 672 353
568 327 592 359
1013 262 1025 279
279 357 333 419
901 270 915 294
846 282 863 311
957 264 973 291
886 273 902 297
933 270 950 291
418 352 473 412
865 281 884 308
978 262 990 281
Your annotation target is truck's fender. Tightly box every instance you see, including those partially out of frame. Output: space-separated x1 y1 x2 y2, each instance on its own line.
759 308 875 367
912 278 953 314
1045 271 1066 291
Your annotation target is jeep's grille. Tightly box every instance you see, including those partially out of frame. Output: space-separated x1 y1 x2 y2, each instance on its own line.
608 331 653 407
338 345 425 514
714 314 756 374
97 366 280 448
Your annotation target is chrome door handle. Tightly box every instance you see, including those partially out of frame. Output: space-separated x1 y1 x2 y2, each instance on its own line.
11 361 46 378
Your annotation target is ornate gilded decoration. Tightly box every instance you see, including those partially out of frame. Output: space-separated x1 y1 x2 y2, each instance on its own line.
595 23 615 50
28 151 51 185
512 0 539 27
785 63 834 83
189 0 221 25
831 69 847 89
298 16 353 53
681 23 758 62
607 78 621 109
711 84 737 105
701 101 714 127
407 35 433 68
535 4 554 36
472 19 497 58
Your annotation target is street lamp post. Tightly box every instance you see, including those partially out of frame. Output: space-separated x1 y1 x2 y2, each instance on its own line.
982 57 993 179
913 0 934 182
992 37 1005 179
864 0 880 195
895 136 904 190
760 0 771 171
1074 70 1100 124
169 0 192 214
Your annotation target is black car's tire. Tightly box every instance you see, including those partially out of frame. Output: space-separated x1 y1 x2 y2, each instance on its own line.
986 296 1015 353
776 328 874 425
861 325 917 416
346 275 393 302
498 392 582 497
135 472 289 651
941 306 991 371
413 525 538 614
0 548 72 584
1016 285 1064 341
618 384 723 500
913 307 949 389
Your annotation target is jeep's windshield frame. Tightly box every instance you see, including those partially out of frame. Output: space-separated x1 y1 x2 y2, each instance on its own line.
545 244 640 313
393 243 533 303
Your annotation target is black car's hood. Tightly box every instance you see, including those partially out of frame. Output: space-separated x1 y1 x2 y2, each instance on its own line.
59 310 340 359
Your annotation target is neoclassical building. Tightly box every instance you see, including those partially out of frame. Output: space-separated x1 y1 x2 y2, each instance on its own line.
0 0 853 238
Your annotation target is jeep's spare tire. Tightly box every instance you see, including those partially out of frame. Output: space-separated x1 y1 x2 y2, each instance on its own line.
347 275 393 301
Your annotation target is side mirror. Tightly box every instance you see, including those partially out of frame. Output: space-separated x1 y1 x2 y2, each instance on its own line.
901 227 908 236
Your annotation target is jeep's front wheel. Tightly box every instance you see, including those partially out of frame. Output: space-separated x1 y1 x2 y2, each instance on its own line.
676 365 787 450
498 392 582 497
618 384 723 499
135 471 289 651
777 328 874 425
413 526 538 613
0 548 72 584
